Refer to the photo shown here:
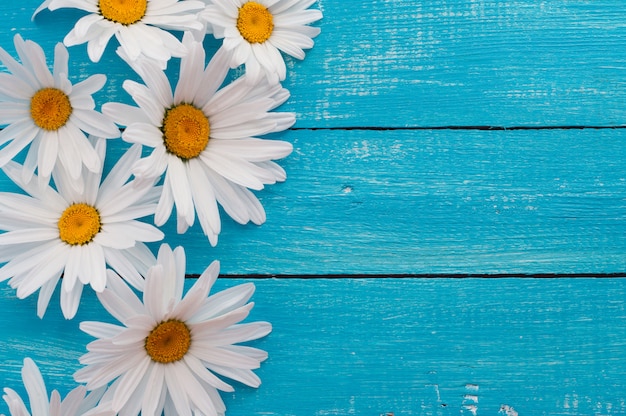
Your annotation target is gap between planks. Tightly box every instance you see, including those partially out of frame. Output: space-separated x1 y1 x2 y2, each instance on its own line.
201 272 626 279
292 125 626 131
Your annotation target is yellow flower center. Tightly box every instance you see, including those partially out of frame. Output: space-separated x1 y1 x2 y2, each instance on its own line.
98 0 147 25
58 203 101 246
145 320 191 363
30 88 72 131
162 104 210 160
237 2 274 44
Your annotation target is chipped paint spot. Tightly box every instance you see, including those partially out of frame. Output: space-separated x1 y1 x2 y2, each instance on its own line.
465 383 479 392
499 405 519 416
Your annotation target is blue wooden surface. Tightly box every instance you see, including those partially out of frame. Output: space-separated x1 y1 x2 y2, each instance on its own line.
283 1 626 128
2 278 626 416
0 0 625 415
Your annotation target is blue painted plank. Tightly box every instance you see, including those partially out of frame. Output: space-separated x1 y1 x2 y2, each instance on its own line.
1 128 625 275
285 0 626 127
1 278 625 415
3 1 626 127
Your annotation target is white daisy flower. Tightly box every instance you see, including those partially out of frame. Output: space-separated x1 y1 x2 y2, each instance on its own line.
200 0 322 83
0 34 120 187
0 137 164 319
1 358 112 416
74 243 272 416
103 33 294 246
33 0 206 66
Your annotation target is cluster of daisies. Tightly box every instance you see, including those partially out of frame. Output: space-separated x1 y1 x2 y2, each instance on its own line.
0 0 321 415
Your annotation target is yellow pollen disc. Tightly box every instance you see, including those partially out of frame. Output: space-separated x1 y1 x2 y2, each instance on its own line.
58 203 101 246
237 2 274 44
30 88 72 131
99 0 147 25
162 104 210 160
145 320 191 364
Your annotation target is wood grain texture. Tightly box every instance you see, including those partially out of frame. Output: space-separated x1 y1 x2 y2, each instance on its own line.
1 278 625 415
282 0 626 127
0 1 625 415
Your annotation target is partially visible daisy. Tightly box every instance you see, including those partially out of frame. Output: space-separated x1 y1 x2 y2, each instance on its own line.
201 0 322 83
2 358 112 416
33 0 205 67
103 33 294 246
74 243 271 416
0 137 164 319
0 34 119 187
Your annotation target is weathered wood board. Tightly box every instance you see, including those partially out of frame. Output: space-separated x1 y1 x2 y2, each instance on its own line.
0 0 625 415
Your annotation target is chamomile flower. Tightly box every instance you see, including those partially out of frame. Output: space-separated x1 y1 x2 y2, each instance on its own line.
74 243 272 416
103 33 294 246
0 137 164 319
0 34 119 186
33 0 206 66
1 358 112 416
201 0 322 83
